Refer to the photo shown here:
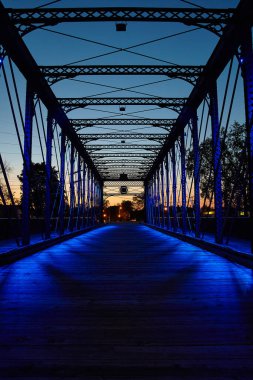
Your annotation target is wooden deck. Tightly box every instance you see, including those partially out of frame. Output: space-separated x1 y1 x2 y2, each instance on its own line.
0 223 253 379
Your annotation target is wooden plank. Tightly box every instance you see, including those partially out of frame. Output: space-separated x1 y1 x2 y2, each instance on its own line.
0 223 253 379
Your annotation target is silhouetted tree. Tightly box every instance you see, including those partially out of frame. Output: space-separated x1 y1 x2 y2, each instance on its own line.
186 121 249 212
18 162 60 217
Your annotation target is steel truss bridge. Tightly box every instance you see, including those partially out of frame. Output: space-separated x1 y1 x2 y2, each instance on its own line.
0 0 252 258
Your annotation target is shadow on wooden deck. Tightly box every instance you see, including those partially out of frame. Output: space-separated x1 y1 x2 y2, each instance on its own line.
0 223 253 379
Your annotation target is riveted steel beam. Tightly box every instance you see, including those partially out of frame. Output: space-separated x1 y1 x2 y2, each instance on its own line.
79 133 169 141
58 97 187 112
7 7 234 35
71 119 176 129
92 153 156 158
86 144 161 151
40 65 204 85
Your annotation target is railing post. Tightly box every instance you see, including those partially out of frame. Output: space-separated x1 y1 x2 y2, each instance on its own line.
180 130 187 234
172 144 177 232
45 112 53 239
209 82 223 244
191 110 201 238
165 152 171 230
241 26 253 253
59 132 66 235
22 83 34 246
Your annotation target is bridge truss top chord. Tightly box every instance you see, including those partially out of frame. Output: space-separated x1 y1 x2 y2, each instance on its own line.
71 119 176 129
7 7 235 35
58 97 188 112
79 134 169 141
86 144 162 151
40 65 204 85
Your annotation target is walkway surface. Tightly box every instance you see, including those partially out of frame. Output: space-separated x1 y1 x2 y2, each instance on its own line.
0 223 253 379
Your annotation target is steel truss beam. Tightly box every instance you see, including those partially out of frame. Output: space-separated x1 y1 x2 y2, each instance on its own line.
40 65 204 85
102 167 149 171
58 97 187 112
104 179 144 182
79 133 169 141
92 153 155 158
7 7 234 35
0 3 101 182
146 0 253 181
71 119 176 128
86 144 161 151
97 160 151 165
104 192 142 196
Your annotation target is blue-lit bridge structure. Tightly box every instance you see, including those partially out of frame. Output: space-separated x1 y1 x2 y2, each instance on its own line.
0 1 253 378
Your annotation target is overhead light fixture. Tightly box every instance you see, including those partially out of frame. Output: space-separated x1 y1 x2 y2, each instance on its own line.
116 22 127 31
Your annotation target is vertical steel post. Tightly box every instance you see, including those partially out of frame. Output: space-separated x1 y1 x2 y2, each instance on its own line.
241 27 253 253
82 161 86 227
92 175 96 225
192 110 201 238
76 153 81 229
86 167 90 226
99 180 103 224
22 83 34 245
165 152 171 230
157 168 161 226
209 82 223 244
151 177 155 225
180 130 187 234
172 144 177 232
69 143 75 232
144 181 148 223
45 112 53 239
90 173 94 225
150 176 153 224
59 132 66 235
153 172 157 225
161 161 165 228
149 182 153 224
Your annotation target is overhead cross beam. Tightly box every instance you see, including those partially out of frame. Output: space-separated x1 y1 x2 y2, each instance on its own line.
7 7 234 35
79 133 169 141
92 153 156 158
96 160 151 165
40 65 204 85
58 97 187 112
71 119 176 129
86 144 161 151
99 165 150 169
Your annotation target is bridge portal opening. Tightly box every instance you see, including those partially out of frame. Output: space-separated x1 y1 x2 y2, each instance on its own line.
103 180 144 223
